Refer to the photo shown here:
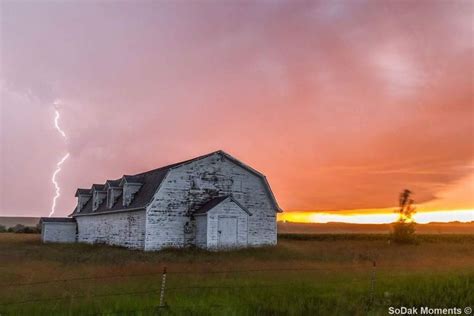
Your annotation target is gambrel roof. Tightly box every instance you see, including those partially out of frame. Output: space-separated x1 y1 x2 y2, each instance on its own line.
72 150 282 217
194 195 252 216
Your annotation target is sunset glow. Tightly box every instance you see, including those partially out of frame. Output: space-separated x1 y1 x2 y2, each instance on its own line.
278 209 474 224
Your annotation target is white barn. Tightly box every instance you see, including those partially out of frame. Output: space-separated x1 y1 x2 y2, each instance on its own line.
40 151 281 250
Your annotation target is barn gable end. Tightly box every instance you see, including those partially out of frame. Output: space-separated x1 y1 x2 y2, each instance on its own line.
144 151 278 251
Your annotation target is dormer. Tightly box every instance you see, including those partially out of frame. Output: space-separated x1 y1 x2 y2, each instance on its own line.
120 175 143 207
91 184 107 211
105 179 122 209
75 188 92 213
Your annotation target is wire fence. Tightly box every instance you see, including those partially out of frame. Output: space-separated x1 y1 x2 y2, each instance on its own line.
3 266 370 288
1 265 377 306
2 263 468 315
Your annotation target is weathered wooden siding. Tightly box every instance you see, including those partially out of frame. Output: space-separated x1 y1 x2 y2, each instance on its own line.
195 215 207 248
145 152 277 251
206 199 249 249
41 222 77 243
76 210 146 249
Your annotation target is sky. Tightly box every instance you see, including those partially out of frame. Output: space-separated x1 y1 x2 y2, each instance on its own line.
0 0 473 221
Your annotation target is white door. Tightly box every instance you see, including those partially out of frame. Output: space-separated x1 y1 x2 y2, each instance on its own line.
218 216 238 247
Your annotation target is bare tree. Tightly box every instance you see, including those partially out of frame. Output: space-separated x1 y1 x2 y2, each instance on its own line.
398 189 416 222
391 189 417 243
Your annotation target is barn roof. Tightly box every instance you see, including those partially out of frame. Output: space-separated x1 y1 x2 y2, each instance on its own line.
194 196 252 215
105 179 121 187
40 217 76 223
71 150 281 217
91 184 106 191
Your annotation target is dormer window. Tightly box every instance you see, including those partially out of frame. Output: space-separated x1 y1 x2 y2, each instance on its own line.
123 183 142 207
91 184 106 211
75 189 92 213
120 176 143 207
107 187 122 208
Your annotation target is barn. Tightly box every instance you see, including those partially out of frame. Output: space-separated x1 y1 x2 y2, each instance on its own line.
40 150 282 250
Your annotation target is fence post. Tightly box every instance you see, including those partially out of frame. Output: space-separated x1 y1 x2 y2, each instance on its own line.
369 260 376 306
159 267 167 308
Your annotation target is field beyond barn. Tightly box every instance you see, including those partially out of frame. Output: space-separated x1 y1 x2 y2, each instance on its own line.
0 233 473 315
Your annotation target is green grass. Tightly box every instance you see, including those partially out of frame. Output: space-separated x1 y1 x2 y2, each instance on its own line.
0 233 473 315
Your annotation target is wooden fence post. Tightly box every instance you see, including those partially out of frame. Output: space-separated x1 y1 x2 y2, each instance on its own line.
159 267 167 308
370 260 376 306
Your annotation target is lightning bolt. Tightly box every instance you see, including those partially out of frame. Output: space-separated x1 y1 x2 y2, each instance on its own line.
54 110 67 138
50 153 70 217
49 100 70 217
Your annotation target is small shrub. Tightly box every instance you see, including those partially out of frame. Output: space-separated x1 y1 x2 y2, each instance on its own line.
0 224 6 233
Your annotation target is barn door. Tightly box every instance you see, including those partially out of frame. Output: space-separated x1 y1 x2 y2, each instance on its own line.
218 216 238 247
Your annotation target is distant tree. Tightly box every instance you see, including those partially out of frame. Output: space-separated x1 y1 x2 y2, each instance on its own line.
8 224 40 234
22 226 40 234
391 189 417 244
10 224 26 233
0 225 6 233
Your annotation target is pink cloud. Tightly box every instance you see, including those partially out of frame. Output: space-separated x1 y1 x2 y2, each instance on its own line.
1 1 472 216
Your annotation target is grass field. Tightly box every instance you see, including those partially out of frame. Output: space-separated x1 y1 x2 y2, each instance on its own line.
1 233 473 315
278 221 474 234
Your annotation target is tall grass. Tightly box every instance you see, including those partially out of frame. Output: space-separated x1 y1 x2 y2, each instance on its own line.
1 234 473 315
